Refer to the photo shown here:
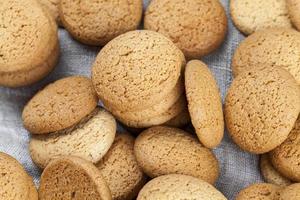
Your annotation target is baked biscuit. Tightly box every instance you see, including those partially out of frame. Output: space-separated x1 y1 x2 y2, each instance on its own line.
225 67 300 154
134 126 219 184
59 0 143 46
236 183 281 200
144 0 227 59
0 0 59 87
185 60 224 148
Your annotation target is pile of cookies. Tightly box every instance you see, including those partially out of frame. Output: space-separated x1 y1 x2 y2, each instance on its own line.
1 0 300 199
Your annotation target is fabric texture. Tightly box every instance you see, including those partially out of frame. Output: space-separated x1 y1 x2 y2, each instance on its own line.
0 0 263 199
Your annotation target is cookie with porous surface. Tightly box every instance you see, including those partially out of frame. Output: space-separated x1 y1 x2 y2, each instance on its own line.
22 76 98 134
185 60 224 148
137 174 227 200
144 0 227 59
92 30 185 111
29 108 116 169
134 126 219 184
0 152 38 200
232 28 300 84
0 0 59 87
39 156 112 200
286 0 300 31
260 154 292 186
96 133 147 200
59 0 142 46
235 183 281 200
230 0 291 35
270 117 300 182
225 66 300 154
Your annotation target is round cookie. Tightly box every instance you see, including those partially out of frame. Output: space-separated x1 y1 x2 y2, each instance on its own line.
39 156 112 200
236 183 281 200
96 133 147 200
134 126 219 184
185 60 224 148
30 108 116 169
230 0 291 35
287 0 300 31
92 30 185 111
260 154 292 186
0 0 59 87
59 0 142 46
278 183 300 200
232 28 300 84
137 174 227 200
103 77 184 121
270 117 300 182
144 0 227 59
110 95 187 128
39 0 62 26
0 152 38 200
225 67 300 154
22 76 98 134
164 107 191 128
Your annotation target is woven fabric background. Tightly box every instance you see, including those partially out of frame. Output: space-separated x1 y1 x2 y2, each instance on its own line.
0 0 264 199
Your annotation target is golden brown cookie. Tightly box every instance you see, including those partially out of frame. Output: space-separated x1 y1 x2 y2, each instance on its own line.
230 0 291 35
134 126 219 184
185 60 224 148
0 0 59 87
96 133 147 200
0 152 38 200
232 28 300 84
137 174 227 200
270 117 300 182
164 107 191 128
144 0 227 59
39 156 112 200
225 67 300 154
59 0 142 46
29 108 116 169
110 95 187 129
236 183 281 200
92 30 185 111
39 0 62 26
278 183 300 200
22 76 98 134
260 154 292 186
287 0 300 31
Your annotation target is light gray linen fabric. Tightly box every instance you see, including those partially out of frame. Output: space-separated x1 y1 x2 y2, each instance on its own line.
0 0 263 199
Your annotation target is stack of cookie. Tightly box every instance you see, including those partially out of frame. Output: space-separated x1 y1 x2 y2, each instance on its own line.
91 30 187 129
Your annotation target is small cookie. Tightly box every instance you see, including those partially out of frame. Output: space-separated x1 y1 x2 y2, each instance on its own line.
287 0 300 31
164 107 191 128
230 0 291 35
111 95 187 128
270 117 300 182
103 77 184 121
96 133 147 200
22 76 98 134
0 0 59 87
225 67 300 154
0 152 38 200
144 0 227 59
39 0 61 26
30 108 116 169
236 183 281 200
278 183 300 200
39 156 112 200
137 174 227 200
260 154 292 186
92 30 185 111
134 126 219 184
59 0 142 46
185 60 224 148
232 28 300 84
